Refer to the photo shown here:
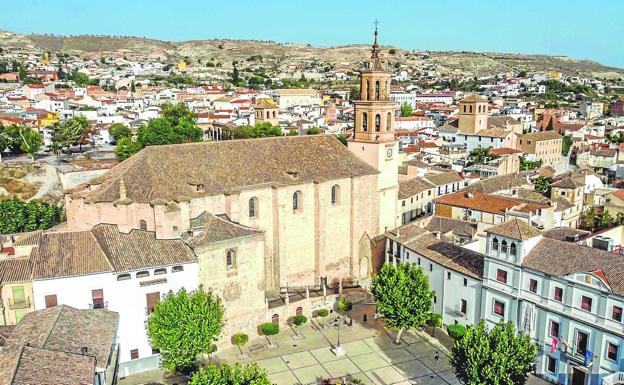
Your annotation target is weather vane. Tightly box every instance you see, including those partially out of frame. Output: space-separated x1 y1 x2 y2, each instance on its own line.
373 19 379 31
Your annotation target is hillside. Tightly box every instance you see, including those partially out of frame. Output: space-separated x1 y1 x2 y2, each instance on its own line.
1 30 622 79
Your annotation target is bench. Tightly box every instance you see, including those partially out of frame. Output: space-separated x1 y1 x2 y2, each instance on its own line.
248 344 265 354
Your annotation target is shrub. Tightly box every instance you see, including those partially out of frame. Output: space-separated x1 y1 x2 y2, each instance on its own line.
293 315 307 327
260 322 279 346
447 324 467 340
317 309 329 318
338 299 353 312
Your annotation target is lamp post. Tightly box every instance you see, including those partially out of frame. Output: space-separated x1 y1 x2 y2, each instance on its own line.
331 316 346 356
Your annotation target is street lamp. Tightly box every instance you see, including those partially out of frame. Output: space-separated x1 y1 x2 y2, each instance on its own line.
330 316 346 356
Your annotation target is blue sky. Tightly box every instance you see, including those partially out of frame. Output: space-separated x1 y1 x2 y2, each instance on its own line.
1 0 623 68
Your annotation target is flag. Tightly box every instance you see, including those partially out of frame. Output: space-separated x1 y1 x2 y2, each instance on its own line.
584 350 592 367
551 337 558 353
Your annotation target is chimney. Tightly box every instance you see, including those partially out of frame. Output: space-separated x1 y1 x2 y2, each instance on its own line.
119 179 127 200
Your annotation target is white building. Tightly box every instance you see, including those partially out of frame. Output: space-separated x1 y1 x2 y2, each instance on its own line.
30 224 198 376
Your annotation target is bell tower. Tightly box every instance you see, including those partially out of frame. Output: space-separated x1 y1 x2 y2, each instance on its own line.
348 24 399 234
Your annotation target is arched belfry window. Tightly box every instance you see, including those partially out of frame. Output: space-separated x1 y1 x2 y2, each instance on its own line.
510 242 517 256
463 105 467 113
501 240 508 253
139 220 147 230
249 197 258 218
226 249 236 268
293 191 302 211
362 112 368 132
375 81 380 100
331 185 340 204
387 112 392 131
469 105 473 113
492 237 499 251
365 80 370 100
375 114 381 132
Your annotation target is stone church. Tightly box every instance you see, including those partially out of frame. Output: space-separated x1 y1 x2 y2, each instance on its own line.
64 29 399 338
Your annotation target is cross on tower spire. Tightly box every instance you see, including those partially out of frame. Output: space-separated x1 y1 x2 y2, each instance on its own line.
370 19 382 69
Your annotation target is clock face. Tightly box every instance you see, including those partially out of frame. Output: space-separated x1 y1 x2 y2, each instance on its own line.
386 148 393 159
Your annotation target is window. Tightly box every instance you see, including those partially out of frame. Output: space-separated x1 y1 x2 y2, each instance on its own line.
493 300 505 316
172 265 184 272
365 80 370 100
271 313 279 324
581 296 592 312
492 237 499 251
12 286 25 305
554 287 563 302
549 320 560 337
387 112 392 131
447 272 451 280
44 294 57 308
529 279 538 293
362 112 368 131
576 330 589 356
331 185 340 205
375 80 380 100
226 249 236 269
139 220 147 230
417 257 421 265
613 306 623 322
433 294 437 304
249 197 258 218
460 299 467 314
510 242 517 256
117 273 131 281
429 264 433 272
296 306 303 316
546 356 556 374
136 271 149 278
146 292 160 314
154 268 167 275
463 278 468 287
151 348 160 355
375 114 381 132
92 289 105 309
130 349 139 360
293 191 302 211
496 269 508 284
607 343 619 361
501 240 508 253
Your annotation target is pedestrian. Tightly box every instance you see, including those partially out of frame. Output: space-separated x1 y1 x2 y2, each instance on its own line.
434 350 439 363
363 313 368 323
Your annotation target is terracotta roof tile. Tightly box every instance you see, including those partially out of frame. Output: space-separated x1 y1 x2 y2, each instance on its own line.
398 178 435 199
184 212 263 247
485 218 542 240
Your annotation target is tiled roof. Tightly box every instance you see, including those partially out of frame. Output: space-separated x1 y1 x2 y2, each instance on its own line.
462 93 487 103
523 238 624 296
0 258 32 283
398 177 435 199
424 217 477 238
434 191 521 214
404 234 484 279
32 224 196 279
463 172 528 194
0 305 118 385
488 116 519 128
485 219 542 241
184 212 262 247
424 171 463 186
12 230 42 246
542 227 590 242
520 131 562 141
551 176 583 189
70 135 377 203
476 128 510 138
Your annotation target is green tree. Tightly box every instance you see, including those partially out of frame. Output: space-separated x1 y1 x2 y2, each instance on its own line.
450 321 536 385
468 147 497 166
136 103 202 147
317 309 329 328
305 127 320 135
130 80 136 93
545 119 554 131
232 66 240 85
447 324 466 340
519 156 542 171
400 102 413 117
115 136 143 160
0 199 65 234
426 313 442 337
232 122 282 139
371 263 434 344
292 315 307 337
49 116 90 154
580 206 597 231
146 288 224 373
562 135 573 156
533 176 553 194
189 363 271 385
3 124 42 160
108 123 132 141
232 333 249 358
260 322 279 347
600 210 614 228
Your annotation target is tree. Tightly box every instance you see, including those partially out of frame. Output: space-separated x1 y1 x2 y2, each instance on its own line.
3 124 43 160
338 298 353 314
533 176 553 194
136 103 202 147
371 263 434 344
108 123 132 141
146 288 224 373
400 102 413 117
232 333 249 358
115 136 143 160
426 313 442 337
447 324 466 340
49 116 90 154
317 309 329 328
130 80 136 93
231 122 282 139
468 147 498 166
562 135 573 156
189 363 271 385
306 127 320 135
600 210 614 228
260 322 279 347
450 321 536 385
292 315 307 337
545 118 554 131
0 199 65 234
519 156 542 171
581 206 597 231
232 66 240 85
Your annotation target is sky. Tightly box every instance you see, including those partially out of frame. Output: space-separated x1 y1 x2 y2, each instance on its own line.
1 0 623 68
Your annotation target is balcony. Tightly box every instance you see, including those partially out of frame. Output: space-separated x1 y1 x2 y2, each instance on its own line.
9 297 31 310
602 372 624 385
89 300 108 310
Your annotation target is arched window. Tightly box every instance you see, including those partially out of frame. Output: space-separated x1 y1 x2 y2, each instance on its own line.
469 105 473 113
362 112 368 132
117 274 131 281
387 112 392 131
293 191 302 211
296 306 303 316
510 242 517 256
501 240 508 253
272 314 279 324
365 80 370 100
492 237 499 251
249 197 258 218
375 80 380 100
331 185 340 204
226 249 236 268
463 105 466 113
375 114 381 132
139 220 147 230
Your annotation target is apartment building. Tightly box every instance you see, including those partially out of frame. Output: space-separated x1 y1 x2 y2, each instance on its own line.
517 131 563 167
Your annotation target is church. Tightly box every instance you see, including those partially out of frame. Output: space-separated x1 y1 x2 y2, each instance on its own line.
59 28 400 360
